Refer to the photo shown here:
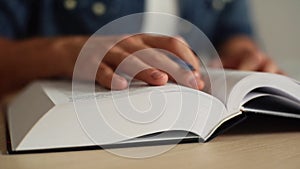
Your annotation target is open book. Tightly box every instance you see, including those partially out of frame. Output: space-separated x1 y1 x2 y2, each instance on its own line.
7 69 300 153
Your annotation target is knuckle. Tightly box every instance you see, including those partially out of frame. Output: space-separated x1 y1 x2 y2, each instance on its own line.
144 54 161 65
174 36 187 44
251 52 264 64
98 64 107 74
123 55 139 63
167 37 178 46
168 37 181 48
123 36 137 44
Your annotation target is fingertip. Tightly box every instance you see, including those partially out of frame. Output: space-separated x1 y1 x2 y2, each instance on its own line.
197 79 205 90
110 75 128 90
149 70 169 85
188 76 205 90
134 69 168 86
277 70 286 75
193 71 205 90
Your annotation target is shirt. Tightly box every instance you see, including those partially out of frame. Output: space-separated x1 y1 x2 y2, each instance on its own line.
0 0 253 47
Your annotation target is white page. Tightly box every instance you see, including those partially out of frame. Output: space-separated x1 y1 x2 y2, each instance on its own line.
9 80 227 151
202 69 300 118
202 69 252 106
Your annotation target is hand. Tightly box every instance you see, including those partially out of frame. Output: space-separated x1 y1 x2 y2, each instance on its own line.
56 34 204 90
216 36 283 74
0 34 204 97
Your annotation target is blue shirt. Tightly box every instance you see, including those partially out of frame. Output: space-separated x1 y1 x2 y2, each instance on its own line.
0 0 253 47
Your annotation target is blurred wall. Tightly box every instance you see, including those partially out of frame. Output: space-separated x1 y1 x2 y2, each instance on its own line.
250 0 300 80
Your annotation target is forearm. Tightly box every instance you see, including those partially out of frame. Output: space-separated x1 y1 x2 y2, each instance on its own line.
0 34 205 98
0 38 69 97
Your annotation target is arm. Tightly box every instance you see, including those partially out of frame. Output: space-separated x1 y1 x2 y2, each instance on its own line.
0 37 76 96
218 35 282 73
0 0 204 98
0 35 204 98
213 0 282 73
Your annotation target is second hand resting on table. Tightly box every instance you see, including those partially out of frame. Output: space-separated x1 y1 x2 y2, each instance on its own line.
0 34 282 97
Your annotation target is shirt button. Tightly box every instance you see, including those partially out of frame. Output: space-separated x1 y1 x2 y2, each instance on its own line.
212 0 232 11
92 2 106 16
64 0 77 10
212 0 225 11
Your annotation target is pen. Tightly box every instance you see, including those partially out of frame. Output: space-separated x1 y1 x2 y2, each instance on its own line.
167 54 195 71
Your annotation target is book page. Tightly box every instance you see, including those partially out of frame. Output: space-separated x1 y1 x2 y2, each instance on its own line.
9 79 229 151
225 72 300 116
242 94 300 119
42 80 188 105
202 69 253 105
202 69 300 119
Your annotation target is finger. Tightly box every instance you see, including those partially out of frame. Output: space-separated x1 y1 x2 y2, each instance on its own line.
210 58 224 68
141 34 200 72
118 38 184 71
238 52 265 71
135 68 169 86
116 38 204 90
104 48 169 86
259 58 278 73
124 43 204 90
276 70 286 75
187 71 205 90
140 52 204 90
96 62 128 90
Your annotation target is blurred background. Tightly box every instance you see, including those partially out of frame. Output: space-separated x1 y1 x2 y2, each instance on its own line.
251 0 300 80
148 0 300 80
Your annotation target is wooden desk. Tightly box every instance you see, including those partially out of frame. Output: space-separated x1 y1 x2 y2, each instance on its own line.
1 103 299 169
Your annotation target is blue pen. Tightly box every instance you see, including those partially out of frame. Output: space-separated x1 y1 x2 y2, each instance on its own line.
167 54 195 71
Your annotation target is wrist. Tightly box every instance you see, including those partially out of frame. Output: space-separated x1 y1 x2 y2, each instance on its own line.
218 35 259 58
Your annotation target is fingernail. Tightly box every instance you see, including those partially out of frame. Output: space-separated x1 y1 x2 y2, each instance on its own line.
189 76 204 90
151 71 165 80
111 76 128 90
188 77 198 89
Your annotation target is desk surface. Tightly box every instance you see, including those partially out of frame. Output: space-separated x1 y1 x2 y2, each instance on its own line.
1 104 300 169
